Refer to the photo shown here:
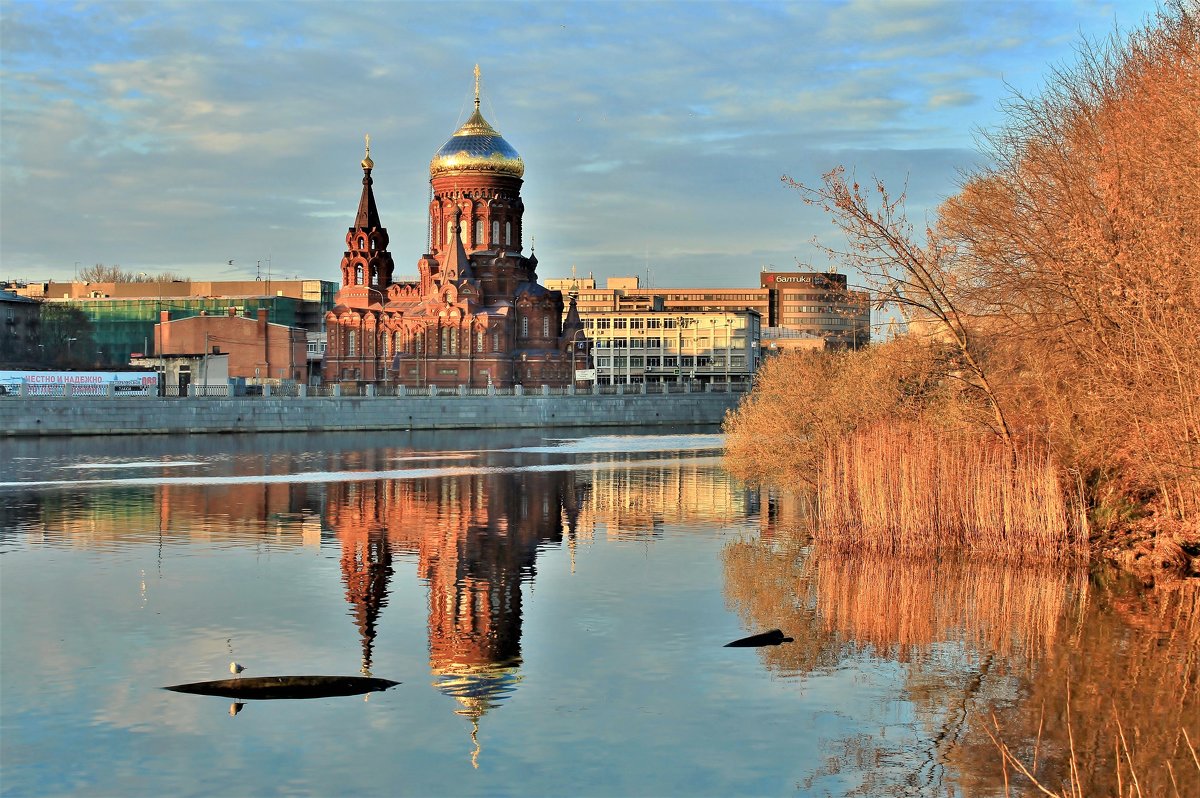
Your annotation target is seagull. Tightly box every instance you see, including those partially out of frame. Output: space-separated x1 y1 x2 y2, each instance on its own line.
230 661 245 675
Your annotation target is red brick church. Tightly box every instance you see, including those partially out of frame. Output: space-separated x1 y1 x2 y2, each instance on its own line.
323 68 588 389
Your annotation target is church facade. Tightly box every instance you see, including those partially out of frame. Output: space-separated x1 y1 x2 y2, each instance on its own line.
322 71 588 389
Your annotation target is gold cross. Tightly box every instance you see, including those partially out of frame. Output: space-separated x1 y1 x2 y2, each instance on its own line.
473 64 481 106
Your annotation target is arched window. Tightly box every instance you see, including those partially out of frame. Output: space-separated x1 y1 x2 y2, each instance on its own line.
475 219 483 245
492 220 499 245
347 331 357 356
441 327 450 354
492 332 500 352
543 316 550 337
395 331 403 354
381 334 389 357
521 315 529 337
358 237 366 250
505 221 512 245
370 270 378 286
476 330 484 352
355 264 363 285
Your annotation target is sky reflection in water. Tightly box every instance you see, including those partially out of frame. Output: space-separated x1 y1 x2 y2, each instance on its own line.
0 427 1195 797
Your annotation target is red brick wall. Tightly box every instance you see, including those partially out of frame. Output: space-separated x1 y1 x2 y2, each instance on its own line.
157 311 306 381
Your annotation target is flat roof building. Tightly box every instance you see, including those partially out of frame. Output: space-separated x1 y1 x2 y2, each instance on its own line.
556 271 869 350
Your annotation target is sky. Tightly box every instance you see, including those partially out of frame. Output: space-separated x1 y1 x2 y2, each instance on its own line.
0 0 1160 289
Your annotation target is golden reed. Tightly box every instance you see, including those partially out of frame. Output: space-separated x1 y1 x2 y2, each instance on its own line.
813 421 1089 562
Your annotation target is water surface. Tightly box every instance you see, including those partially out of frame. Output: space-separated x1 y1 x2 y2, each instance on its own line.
1 428 1195 796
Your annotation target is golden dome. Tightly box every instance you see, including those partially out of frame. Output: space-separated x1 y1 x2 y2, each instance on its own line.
430 108 524 178
361 133 374 170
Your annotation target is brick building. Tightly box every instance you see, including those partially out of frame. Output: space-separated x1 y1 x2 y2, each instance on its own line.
155 308 306 384
323 69 587 389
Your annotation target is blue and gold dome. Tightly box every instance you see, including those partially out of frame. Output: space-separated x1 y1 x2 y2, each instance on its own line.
430 67 524 179
430 108 524 179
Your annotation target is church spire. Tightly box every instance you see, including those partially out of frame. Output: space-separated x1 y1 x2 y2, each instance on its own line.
473 64 481 110
440 205 473 283
355 134 381 230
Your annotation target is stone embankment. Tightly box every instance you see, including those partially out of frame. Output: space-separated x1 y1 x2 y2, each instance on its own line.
0 392 742 437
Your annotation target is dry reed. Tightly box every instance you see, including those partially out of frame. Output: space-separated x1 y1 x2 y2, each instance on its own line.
814 421 1088 562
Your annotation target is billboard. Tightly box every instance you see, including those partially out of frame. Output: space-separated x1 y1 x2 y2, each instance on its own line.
0 371 159 397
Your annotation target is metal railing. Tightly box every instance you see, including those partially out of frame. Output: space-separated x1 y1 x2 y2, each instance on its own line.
8 381 750 400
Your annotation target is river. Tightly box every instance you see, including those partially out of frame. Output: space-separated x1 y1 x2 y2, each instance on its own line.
1 427 1195 796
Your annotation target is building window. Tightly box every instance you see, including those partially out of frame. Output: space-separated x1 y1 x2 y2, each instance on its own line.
476 330 484 352
629 318 643 329
395 331 403 353
505 221 512 245
595 318 611 330
542 316 550 337
381 335 389 357
614 318 627 329
355 265 363 285
475 219 483 245
492 332 500 352
521 315 528 337
348 331 357 356
492 220 499 245
646 337 662 349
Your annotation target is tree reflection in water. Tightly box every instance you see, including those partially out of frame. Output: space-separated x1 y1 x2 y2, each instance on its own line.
722 535 1199 796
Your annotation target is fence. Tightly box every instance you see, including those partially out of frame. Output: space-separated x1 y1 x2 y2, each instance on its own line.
5 381 749 400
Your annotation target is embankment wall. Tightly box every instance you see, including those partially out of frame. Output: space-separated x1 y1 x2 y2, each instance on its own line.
0 393 741 437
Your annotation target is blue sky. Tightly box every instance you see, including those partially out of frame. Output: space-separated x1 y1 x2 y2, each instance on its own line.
1 0 1159 288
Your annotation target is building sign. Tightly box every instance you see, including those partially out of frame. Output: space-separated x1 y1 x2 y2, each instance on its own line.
574 369 597 382
761 272 846 290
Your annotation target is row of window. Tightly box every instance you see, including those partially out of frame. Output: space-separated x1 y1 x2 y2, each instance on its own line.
335 316 561 358
593 355 748 369
440 218 514 250
778 317 855 328
583 317 748 331
591 337 748 350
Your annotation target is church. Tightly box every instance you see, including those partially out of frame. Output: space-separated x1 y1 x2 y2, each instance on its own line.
322 68 588 389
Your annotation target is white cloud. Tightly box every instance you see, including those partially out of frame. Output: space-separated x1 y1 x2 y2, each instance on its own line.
0 0 1162 286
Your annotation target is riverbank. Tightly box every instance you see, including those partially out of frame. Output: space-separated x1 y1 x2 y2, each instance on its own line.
0 392 743 436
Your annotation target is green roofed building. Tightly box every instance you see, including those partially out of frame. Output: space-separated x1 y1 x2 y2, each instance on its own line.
13 280 336 368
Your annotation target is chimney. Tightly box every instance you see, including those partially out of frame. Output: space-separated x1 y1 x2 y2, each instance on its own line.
257 308 268 332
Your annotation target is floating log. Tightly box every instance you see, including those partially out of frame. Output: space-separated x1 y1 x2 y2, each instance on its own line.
164 675 400 700
724 629 794 647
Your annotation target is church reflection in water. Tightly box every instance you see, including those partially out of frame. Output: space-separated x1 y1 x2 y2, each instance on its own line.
326 469 587 765
4 450 751 767
322 458 752 765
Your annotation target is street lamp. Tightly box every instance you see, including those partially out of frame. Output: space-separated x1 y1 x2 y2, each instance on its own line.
66 337 77 363
674 316 686 385
724 319 732 389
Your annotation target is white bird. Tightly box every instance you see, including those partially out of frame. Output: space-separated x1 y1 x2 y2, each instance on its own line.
230 661 245 675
